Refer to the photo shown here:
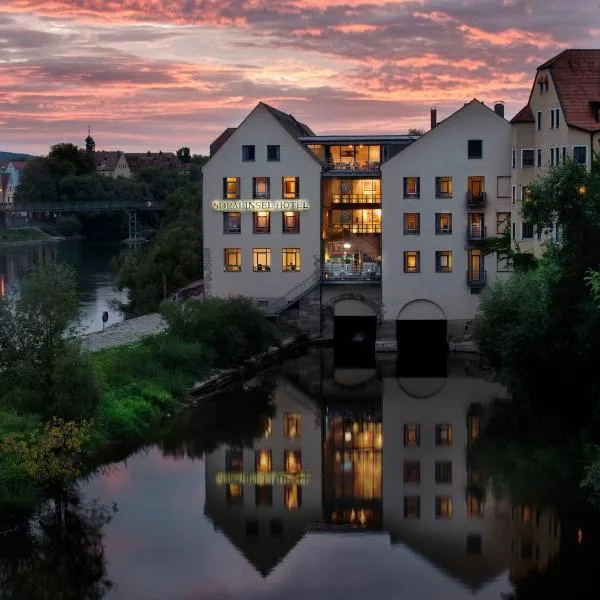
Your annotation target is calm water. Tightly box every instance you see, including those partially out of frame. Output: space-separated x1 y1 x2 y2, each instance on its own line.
2 348 593 599
0 240 126 333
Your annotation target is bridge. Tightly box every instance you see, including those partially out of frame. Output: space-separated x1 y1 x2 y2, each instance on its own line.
0 200 166 240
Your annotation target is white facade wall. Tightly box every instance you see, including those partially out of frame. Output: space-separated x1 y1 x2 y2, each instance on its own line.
381 101 511 322
202 105 322 301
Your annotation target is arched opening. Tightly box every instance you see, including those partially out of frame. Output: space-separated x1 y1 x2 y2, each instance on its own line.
333 297 377 367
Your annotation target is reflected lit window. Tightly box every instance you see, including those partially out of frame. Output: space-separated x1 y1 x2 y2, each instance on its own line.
404 424 421 447
435 495 453 519
467 493 485 519
435 461 452 484
285 485 302 510
468 415 480 443
255 485 273 507
264 417 272 439
284 450 301 474
435 424 453 446
253 176 270 199
256 450 272 473
226 450 243 472
226 484 243 506
403 461 420 484
403 495 420 519
522 506 531 524
284 413 302 439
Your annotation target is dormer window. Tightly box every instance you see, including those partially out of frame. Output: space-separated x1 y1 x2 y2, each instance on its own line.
538 73 549 94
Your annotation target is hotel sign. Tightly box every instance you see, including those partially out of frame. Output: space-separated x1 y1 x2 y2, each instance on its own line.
211 199 310 212
215 471 311 486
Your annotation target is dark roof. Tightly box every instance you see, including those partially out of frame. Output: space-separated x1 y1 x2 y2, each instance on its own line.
209 127 236 157
538 49 600 131
299 134 419 143
94 151 122 172
124 151 185 173
259 102 316 138
0 173 11 190
8 160 29 170
510 105 535 124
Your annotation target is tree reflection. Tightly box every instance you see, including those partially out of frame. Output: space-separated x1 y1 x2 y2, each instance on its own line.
0 492 114 600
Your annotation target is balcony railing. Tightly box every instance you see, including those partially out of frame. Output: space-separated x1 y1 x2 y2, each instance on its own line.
322 262 381 282
467 224 487 241
324 160 381 173
467 191 487 208
467 268 487 287
329 223 382 235
331 194 381 205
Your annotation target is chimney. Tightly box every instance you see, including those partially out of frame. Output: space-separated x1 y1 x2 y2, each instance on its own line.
494 102 505 119
430 107 437 129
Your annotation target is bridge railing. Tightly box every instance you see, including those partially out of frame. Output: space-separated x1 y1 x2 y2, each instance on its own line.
0 200 165 212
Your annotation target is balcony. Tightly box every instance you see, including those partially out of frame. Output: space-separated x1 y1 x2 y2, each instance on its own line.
467 224 487 241
329 223 382 236
322 262 381 282
324 160 381 175
467 268 487 287
467 191 486 208
331 194 381 205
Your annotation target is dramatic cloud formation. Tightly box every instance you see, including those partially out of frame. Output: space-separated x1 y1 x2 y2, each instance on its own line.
0 0 597 153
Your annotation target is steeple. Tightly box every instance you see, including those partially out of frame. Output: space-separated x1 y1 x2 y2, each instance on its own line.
85 126 95 153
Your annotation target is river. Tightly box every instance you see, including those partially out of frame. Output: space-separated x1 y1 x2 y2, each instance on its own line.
0 240 126 333
1 347 597 599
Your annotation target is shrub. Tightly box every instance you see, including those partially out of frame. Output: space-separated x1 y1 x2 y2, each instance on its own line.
54 216 81 237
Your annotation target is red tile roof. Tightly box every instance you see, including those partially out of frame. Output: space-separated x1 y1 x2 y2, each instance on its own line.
124 151 185 173
510 105 535 124
540 49 600 132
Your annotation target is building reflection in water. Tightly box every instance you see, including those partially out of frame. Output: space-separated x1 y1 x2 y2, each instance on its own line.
203 348 561 587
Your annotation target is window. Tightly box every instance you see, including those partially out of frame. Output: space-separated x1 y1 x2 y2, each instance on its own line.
497 212 510 234
536 111 542 131
435 176 452 198
224 248 241 272
226 484 243 506
242 145 255 161
467 534 482 555
435 496 453 519
512 222 516 239
223 177 240 199
468 176 485 204
403 496 420 519
252 248 271 271
573 145 587 165
562 146 567 165
550 147 557 166
404 424 420 447
253 211 270 234
436 251 452 273
226 450 243 471
403 251 420 273
522 222 534 239
253 177 270 199
468 139 483 159
284 413 301 439
282 248 301 272
435 461 452 483
403 461 420 484
282 176 299 198
282 211 300 233
285 485 301 510
403 177 420 198
403 213 420 234
435 213 452 234
467 493 484 519
521 149 535 167
511 149 516 169
537 148 542 168
435 424 453 446
284 450 301 474
522 185 531 202
255 485 273 507
256 450 272 472
264 417 272 439
468 414 480 443
551 108 560 129
267 145 280 161
223 212 241 234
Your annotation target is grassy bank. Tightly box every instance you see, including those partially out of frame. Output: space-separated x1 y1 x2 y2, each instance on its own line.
0 227 55 244
0 297 287 513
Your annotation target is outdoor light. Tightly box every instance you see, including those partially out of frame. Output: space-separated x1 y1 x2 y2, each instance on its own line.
343 243 351 249
344 430 352 442
579 185 586 195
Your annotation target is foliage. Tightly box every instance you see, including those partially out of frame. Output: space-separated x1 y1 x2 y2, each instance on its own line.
54 216 81 237
113 182 203 316
3 418 92 489
0 228 53 243
581 449 600 508
176 146 191 163
481 225 538 272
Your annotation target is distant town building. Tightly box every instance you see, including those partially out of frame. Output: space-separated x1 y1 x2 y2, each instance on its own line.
93 151 132 179
0 172 15 204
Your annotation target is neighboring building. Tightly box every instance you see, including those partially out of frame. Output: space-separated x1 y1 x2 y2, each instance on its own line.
124 151 187 175
0 173 15 204
6 160 30 188
381 99 511 340
511 49 600 255
93 151 132 179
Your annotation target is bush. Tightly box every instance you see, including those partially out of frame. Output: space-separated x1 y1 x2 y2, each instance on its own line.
54 216 81 237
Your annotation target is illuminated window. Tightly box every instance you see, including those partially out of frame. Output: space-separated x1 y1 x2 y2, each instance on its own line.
467 493 485 519
403 495 420 519
435 461 452 484
435 213 452 234
255 485 273 507
282 176 299 199
284 450 301 474
468 176 485 197
253 211 270 234
226 450 243 472
404 424 420 447
403 177 420 198
223 212 241 234
264 417 272 439
403 213 420 235
284 413 301 439
223 248 241 272
436 251 452 273
468 415 480 443
226 484 243 506
403 461 420 484
403 251 420 273
435 176 453 198
285 485 302 510
252 176 270 199
435 424 453 446
252 248 271 272
282 248 301 272
223 177 240 199
435 495 453 519
522 505 531 524
255 450 272 473
282 211 300 233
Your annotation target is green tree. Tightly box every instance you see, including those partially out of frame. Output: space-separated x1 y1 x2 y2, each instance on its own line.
48 143 95 177
176 146 191 163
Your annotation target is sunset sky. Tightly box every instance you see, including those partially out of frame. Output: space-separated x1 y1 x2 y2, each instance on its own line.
0 0 597 155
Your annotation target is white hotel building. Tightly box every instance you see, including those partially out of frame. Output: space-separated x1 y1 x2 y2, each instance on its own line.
202 98 511 348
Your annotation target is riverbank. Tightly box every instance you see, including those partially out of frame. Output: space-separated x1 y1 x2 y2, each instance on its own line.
0 227 59 245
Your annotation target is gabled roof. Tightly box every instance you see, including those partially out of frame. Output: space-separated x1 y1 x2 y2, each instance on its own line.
510 105 535 124
94 151 123 172
259 102 316 138
537 49 600 132
8 160 29 170
124 151 185 173
209 127 236 156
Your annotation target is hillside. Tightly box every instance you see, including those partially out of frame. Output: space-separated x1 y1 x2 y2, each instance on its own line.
0 151 35 161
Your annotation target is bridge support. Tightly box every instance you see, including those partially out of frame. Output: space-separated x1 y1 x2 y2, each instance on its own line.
127 211 143 241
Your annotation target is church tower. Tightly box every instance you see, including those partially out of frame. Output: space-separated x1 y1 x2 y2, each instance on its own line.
85 127 96 153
